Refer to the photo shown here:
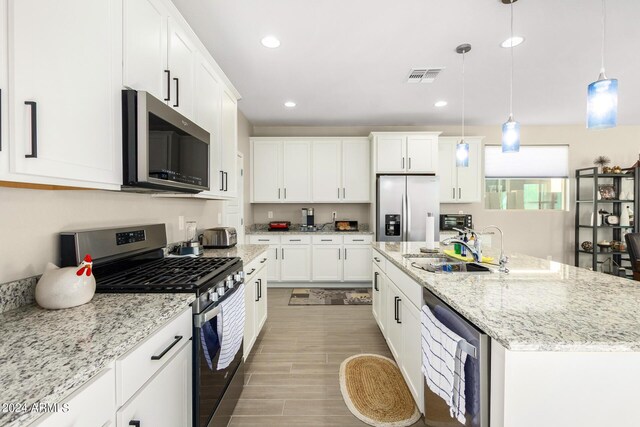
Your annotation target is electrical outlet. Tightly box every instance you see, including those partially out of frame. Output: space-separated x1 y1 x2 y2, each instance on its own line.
332 211 337 221
178 215 185 231
268 211 273 219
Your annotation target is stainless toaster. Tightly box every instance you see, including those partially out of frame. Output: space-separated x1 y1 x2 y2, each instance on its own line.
201 227 237 248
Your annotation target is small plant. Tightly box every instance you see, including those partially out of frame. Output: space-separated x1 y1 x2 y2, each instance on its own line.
594 155 611 173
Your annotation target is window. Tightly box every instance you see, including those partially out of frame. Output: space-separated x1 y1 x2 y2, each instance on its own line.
484 145 569 211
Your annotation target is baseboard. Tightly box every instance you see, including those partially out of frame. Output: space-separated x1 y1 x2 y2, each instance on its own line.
267 281 372 289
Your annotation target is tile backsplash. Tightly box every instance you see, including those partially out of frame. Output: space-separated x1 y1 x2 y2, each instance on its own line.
0 277 38 314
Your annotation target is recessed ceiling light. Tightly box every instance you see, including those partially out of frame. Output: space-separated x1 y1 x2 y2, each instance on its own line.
261 36 281 48
501 36 524 48
434 101 448 107
284 101 296 108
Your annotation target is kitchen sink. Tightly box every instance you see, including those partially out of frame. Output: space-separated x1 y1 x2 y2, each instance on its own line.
403 254 493 274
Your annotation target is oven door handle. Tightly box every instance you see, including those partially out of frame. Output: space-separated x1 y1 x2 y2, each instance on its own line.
195 304 221 328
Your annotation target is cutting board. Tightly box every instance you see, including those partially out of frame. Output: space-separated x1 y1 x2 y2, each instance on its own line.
443 249 494 263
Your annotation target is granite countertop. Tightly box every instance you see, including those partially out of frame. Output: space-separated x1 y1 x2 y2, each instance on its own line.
202 244 269 263
0 293 195 427
373 242 640 352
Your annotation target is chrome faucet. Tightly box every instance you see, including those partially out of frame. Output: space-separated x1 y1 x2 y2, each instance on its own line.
441 237 483 263
479 225 509 273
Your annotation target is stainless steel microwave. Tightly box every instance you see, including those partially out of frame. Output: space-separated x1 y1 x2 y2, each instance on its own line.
122 90 210 193
439 214 473 231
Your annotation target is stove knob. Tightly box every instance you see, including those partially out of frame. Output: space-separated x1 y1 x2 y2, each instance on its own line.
234 272 244 282
217 287 225 297
211 292 219 302
226 279 234 289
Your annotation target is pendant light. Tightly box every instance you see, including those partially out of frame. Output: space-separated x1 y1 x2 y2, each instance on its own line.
456 44 471 167
587 0 618 129
501 0 520 153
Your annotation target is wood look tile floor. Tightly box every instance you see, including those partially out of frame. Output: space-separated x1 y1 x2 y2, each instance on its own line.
230 288 424 427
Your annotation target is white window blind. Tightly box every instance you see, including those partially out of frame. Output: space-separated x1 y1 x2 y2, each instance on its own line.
484 145 569 178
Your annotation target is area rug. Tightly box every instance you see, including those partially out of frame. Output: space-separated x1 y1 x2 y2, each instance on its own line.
288 288 372 305
339 354 421 427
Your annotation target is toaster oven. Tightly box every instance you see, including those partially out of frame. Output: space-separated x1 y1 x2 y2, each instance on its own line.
440 214 473 231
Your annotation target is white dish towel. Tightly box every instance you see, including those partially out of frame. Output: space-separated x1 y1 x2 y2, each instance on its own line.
217 283 246 370
421 305 470 425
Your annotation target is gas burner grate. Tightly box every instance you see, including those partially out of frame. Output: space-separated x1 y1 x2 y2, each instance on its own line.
96 257 240 292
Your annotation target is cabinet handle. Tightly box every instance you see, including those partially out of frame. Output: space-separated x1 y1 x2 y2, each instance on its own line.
289 239 301 242
275 249 278 260
24 101 38 158
258 278 262 299
344 248 348 260
164 69 171 101
129 421 141 427
255 281 260 302
246 268 256 276
172 77 179 107
353 239 364 242
321 239 332 242
374 257 381 262
374 272 379 291
284 188 287 199
401 157 405 169
258 239 269 242
458 187 462 199
408 157 412 170
338 248 341 260
220 171 224 191
396 298 402 324
452 187 456 199
282 248 285 259
260 258 267 263
151 335 183 360
338 188 340 199
394 296 399 321
278 188 281 199
343 188 346 199
224 171 228 191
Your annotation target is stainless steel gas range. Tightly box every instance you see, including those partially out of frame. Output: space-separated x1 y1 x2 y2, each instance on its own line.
60 223 244 427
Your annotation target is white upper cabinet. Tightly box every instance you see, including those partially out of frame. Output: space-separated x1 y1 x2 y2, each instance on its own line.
0 0 6 175
372 132 440 174
220 87 238 197
342 138 370 202
312 140 341 202
167 18 196 121
282 141 311 202
123 0 168 102
253 137 370 203
252 140 282 202
438 137 483 203
375 135 405 173
7 0 123 189
406 135 438 173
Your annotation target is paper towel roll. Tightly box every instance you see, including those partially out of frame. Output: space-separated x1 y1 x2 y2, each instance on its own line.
425 213 436 250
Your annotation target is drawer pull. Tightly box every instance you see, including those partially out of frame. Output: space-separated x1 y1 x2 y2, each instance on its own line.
321 239 332 242
258 239 269 242
129 421 141 427
151 335 183 360
246 268 256 276
374 257 381 262
353 239 365 242
260 258 267 263
289 239 302 242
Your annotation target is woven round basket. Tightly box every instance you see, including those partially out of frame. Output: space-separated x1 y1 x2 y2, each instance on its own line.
339 354 421 427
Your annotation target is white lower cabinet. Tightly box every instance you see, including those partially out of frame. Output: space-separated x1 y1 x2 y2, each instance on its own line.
116 339 191 427
374 249 424 413
244 252 269 358
249 234 372 283
280 245 311 282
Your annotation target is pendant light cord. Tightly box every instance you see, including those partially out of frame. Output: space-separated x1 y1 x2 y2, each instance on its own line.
601 0 606 74
462 51 465 142
509 1 514 118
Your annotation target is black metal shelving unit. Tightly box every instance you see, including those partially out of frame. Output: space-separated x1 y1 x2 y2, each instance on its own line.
575 166 638 278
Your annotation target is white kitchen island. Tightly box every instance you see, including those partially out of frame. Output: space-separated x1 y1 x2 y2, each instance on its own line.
372 242 640 427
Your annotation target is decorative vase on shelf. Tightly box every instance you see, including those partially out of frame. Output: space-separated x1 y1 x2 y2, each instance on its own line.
620 206 631 227
35 255 96 310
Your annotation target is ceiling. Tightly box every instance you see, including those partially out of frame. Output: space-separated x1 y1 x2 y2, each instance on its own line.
172 0 640 127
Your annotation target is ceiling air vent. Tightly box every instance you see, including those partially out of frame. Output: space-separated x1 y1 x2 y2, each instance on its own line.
406 67 444 83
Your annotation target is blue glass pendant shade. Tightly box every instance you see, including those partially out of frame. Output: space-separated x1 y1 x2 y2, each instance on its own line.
587 77 618 129
501 118 520 153
456 141 469 167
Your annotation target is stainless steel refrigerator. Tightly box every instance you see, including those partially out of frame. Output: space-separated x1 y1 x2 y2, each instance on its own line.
376 175 440 242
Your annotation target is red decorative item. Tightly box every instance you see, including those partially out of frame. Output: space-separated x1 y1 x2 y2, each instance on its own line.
76 254 93 276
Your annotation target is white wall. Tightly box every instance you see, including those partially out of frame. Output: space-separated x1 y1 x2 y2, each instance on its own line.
236 110 253 226
253 124 640 264
0 188 225 283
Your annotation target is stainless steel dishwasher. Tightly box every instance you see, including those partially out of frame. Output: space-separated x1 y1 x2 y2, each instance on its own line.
423 288 490 427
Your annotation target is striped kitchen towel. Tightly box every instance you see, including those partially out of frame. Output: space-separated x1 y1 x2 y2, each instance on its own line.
217 283 246 370
421 305 469 425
